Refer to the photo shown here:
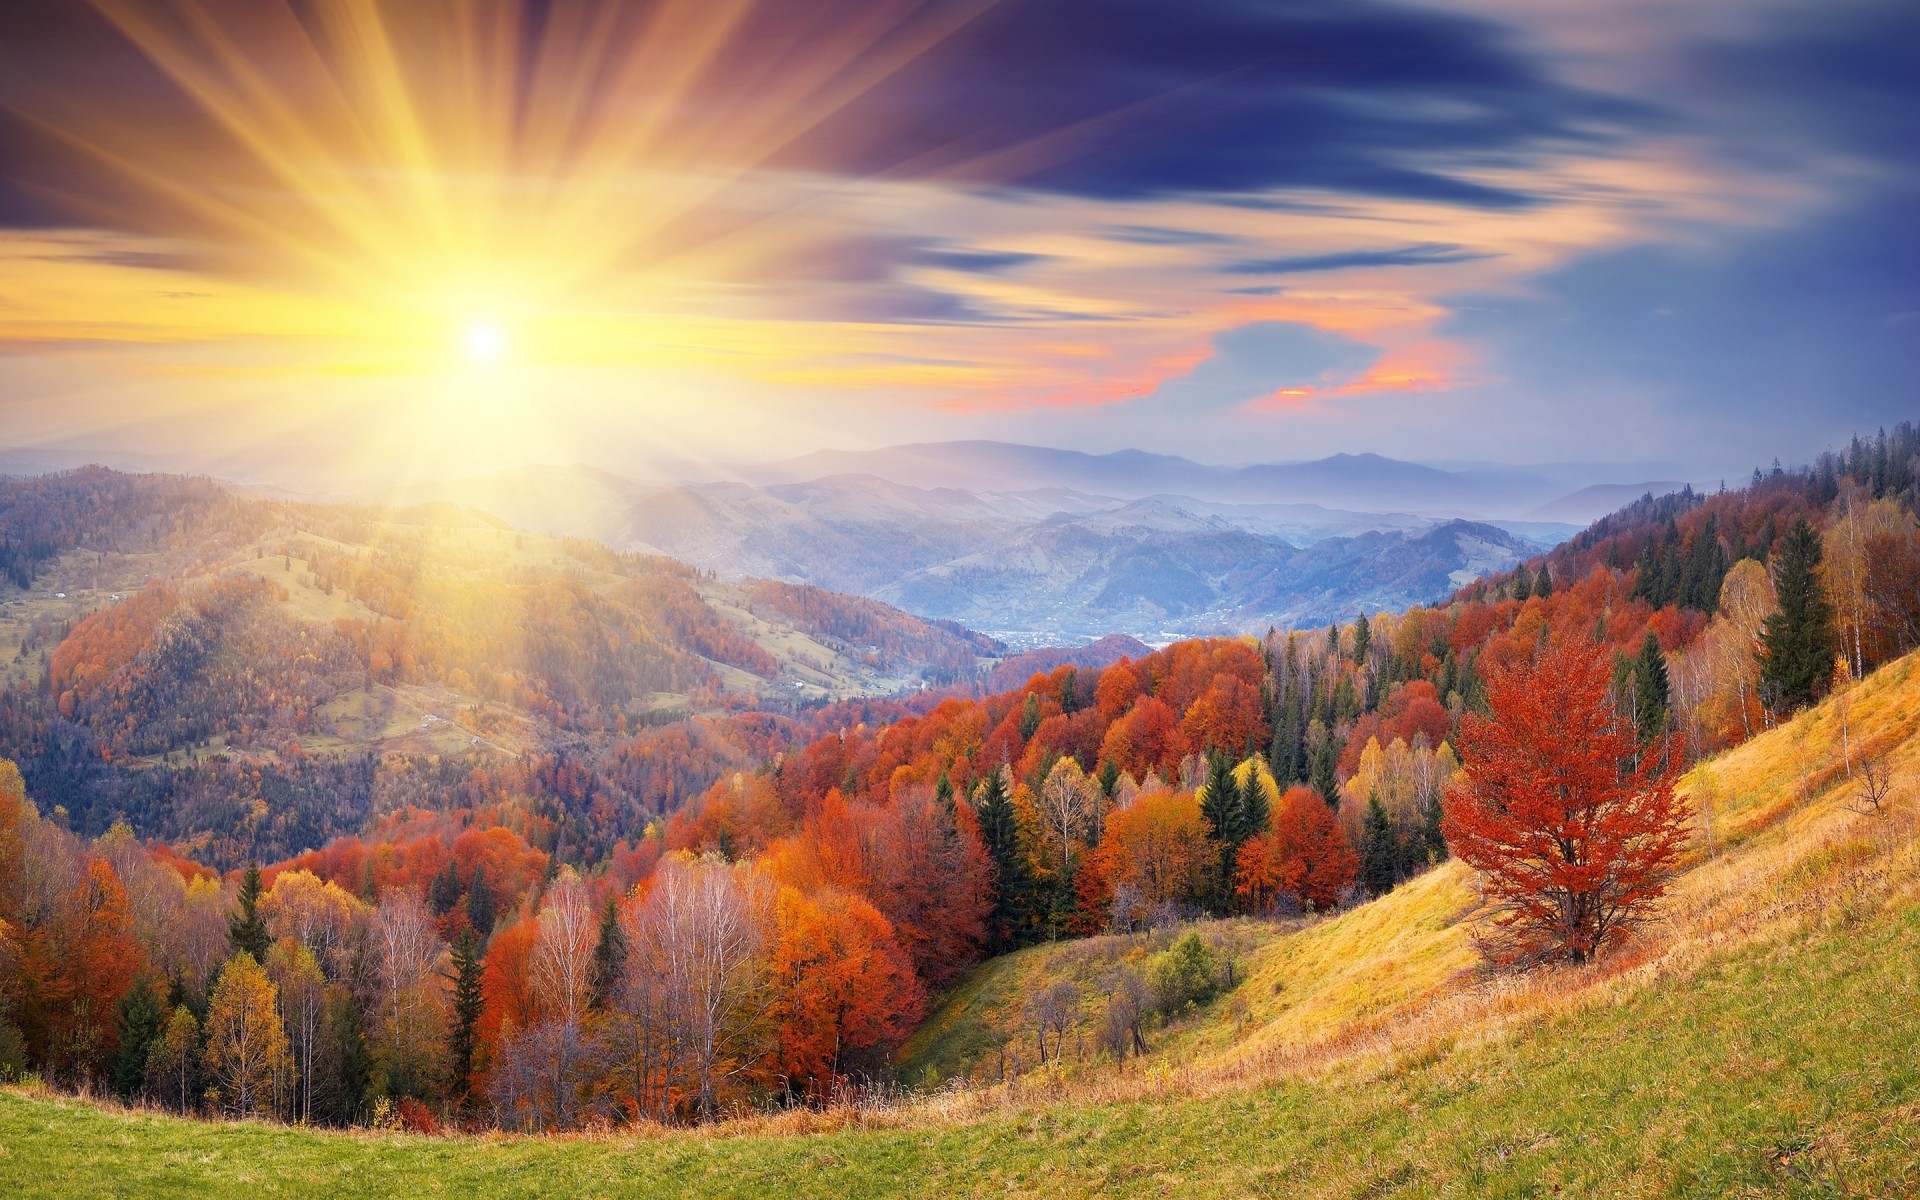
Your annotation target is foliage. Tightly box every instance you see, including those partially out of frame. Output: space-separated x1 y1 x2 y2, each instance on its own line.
1444 638 1689 966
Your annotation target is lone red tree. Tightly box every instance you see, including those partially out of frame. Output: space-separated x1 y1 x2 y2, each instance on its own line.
1443 636 1689 967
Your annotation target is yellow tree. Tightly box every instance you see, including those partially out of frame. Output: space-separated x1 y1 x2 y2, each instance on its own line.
204 952 293 1119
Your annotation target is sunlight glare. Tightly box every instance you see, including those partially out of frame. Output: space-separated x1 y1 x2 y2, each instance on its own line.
464 321 506 363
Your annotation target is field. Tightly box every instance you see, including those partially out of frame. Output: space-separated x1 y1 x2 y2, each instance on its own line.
5 654 1920 1197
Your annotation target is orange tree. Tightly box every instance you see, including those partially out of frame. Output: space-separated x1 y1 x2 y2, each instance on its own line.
1443 636 1689 967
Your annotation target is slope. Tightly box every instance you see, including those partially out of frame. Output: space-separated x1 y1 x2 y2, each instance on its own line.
4 647 1919 1198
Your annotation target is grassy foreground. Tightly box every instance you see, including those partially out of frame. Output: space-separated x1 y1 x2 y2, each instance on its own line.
6 885 1920 1197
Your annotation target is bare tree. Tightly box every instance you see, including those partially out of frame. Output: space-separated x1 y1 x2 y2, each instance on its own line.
1096 966 1151 1060
635 856 772 1121
1024 980 1081 1063
531 869 596 1023
1852 751 1898 816
368 889 445 1098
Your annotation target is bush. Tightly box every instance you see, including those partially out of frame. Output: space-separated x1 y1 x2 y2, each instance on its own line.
1150 932 1219 1015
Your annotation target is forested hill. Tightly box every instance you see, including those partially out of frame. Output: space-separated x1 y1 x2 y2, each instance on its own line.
0 468 1002 866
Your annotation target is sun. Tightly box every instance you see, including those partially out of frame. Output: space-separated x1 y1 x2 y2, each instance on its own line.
463 320 506 363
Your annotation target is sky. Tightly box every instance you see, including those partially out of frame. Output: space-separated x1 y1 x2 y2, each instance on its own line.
0 0 1914 493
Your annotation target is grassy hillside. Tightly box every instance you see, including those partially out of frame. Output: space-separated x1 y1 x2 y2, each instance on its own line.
4 651 1919 1196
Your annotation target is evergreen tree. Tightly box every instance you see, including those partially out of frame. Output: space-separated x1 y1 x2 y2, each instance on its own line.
589 898 626 1011
1352 612 1371 664
1359 796 1398 898
1018 692 1042 740
934 771 954 813
446 929 484 1109
1632 631 1670 744
1758 517 1839 712
1310 735 1339 810
315 987 370 1127
1238 766 1270 842
974 771 1030 952
1512 567 1532 602
228 864 270 963
427 860 462 917
111 978 165 1101
1096 758 1119 798
465 869 495 939
1534 564 1554 599
1417 793 1448 865
1198 753 1239 844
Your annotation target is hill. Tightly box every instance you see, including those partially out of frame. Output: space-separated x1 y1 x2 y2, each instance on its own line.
4 646 1918 1196
0 468 1003 865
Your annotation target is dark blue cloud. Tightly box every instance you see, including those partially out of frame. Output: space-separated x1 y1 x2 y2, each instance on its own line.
746 0 1653 207
1226 243 1493 275
912 248 1050 274
1100 226 1242 246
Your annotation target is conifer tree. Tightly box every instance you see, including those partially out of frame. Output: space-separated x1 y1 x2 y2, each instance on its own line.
1019 692 1042 740
466 870 495 939
974 770 1030 952
589 897 626 1011
228 864 270 963
1359 796 1398 898
1632 631 1671 745
111 978 165 1101
447 928 483 1109
428 860 462 917
1758 517 1839 712
1534 564 1554 598
1310 734 1339 810
1513 567 1532 602
1352 612 1371 664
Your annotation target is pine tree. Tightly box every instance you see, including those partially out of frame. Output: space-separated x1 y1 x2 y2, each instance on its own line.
1019 692 1042 740
1513 567 1532 602
228 865 270 963
428 860 462 917
1310 735 1339 810
1631 631 1671 745
446 929 483 1108
111 978 165 1101
1359 796 1398 898
1352 612 1371 664
1758 517 1839 712
589 897 626 1011
1534 564 1554 598
974 771 1030 952
466 869 495 939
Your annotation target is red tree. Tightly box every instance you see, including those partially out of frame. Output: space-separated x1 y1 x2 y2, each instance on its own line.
1443 637 1689 967
1268 785 1358 912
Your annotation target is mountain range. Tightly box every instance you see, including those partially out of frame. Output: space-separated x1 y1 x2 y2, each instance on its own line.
398 446 1649 644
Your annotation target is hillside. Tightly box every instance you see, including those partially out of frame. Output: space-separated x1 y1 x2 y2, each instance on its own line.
4 646 1918 1196
0 469 1002 864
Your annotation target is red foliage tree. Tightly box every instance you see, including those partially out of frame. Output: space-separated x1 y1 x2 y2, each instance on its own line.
1268 784 1358 912
1443 637 1689 967
769 887 923 1097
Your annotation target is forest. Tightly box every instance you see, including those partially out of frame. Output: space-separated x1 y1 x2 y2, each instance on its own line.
0 424 1915 1133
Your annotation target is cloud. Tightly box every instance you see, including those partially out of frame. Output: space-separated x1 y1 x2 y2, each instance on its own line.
1099 225 1241 246
747 0 1655 207
1139 321 1381 412
1226 243 1494 275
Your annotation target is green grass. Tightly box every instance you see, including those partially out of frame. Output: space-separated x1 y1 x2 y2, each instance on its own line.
7 881 1919 1198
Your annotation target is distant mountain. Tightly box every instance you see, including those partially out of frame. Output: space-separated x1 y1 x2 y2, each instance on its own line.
1527 481 1695 524
594 477 1563 644
745 441 1580 516
876 503 1541 644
